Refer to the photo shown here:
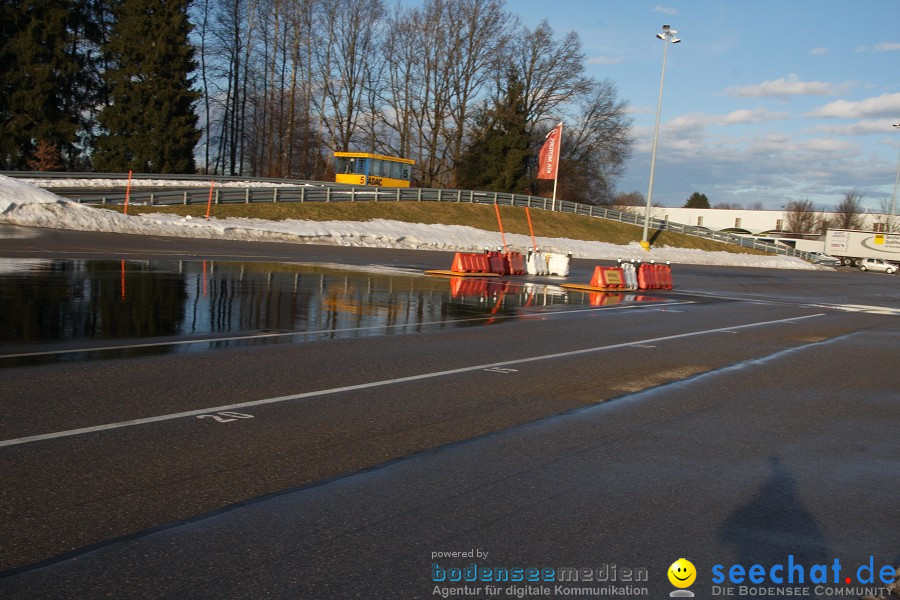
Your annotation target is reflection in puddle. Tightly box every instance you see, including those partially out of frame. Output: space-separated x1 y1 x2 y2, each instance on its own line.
0 259 670 365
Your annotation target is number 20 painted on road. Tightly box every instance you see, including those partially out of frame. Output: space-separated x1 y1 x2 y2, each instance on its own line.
196 411 254 423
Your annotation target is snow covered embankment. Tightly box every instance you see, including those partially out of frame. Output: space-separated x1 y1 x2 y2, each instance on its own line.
0 175 817 269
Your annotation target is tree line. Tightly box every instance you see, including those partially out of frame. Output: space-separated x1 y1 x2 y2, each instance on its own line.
1 0 633 204
783 193 898 234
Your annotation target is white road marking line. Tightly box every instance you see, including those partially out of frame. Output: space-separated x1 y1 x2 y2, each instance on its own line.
0 313 826 448
671 289 784 304
675 291 900 315
0 301 697 359
806 303 900 316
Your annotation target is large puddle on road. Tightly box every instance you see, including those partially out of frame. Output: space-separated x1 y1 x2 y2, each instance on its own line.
0 258 669 365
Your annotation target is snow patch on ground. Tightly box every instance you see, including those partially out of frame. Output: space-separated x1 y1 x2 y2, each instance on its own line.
0 175 818 270
21 178 303 188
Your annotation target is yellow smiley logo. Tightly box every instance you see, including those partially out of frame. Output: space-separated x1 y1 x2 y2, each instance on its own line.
668 558 697 588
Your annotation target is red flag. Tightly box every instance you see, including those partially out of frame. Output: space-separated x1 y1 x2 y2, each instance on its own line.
537 123 562 180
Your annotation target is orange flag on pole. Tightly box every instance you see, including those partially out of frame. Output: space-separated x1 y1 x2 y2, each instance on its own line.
537 122 562 180
538 122 563 210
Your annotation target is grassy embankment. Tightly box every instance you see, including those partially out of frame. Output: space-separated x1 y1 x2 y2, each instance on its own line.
102 202 767 255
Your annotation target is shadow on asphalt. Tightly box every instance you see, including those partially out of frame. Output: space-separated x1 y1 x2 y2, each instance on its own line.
719 456 831 568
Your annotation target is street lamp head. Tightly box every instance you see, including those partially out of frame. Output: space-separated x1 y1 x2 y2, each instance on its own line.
657 25 681 42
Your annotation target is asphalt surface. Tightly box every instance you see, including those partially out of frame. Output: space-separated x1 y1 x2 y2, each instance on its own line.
1 225 898 599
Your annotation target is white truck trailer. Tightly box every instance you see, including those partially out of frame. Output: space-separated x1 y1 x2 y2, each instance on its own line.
824 229 900 267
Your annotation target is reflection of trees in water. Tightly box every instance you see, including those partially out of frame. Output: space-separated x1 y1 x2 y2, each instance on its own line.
0 260 188 342
199 266 311 334
0 261 575 348
443 300 517 325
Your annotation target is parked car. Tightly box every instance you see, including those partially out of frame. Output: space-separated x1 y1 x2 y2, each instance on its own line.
809 252 841 266
859 258 897 274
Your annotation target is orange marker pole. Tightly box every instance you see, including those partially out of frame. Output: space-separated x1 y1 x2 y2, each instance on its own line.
493 202 508 253
206 179 214 221
525 207 537 251
123 170 132 215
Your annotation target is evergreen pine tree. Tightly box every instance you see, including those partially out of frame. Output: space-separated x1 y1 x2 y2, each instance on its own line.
684 192 711 209
0 0 90 169
457 72 533 194
94 0 200 173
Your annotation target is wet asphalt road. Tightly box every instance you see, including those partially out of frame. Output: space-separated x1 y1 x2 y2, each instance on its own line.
1 226 899 599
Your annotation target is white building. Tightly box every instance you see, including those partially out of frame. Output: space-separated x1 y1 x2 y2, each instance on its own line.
655 207 889 235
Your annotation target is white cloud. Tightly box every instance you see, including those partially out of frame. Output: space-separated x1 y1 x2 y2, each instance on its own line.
652 5 677 15
587 55 624 66
811 119 899 136
726 74 840 99
720 108 790 125
619 125 892 210
809 47 829 56
855 42 900 53
626 105 656 116
804 138 855 153
665 108 789 135
808 92 900 119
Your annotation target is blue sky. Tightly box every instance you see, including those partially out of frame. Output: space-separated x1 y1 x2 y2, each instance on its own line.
509 0 900 210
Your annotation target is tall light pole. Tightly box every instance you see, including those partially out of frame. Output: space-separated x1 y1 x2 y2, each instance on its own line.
641 24 681 251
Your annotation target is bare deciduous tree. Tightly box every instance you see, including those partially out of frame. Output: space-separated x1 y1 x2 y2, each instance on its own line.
875 196 900 233
614 191 644 208
784 199 824 234
379 8 420 163
512 20 592 128
190 0 631 192
314 0 385 153
443 0 514 185
557 79 632 205
827 191 866 230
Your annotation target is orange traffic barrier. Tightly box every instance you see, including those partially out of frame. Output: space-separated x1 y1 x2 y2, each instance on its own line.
505 251 526 275
590 266 626 289
656 263 666 289
451 252 491 273
637 263 655 290
451 252 470 272
486 250 509 275
661 262 673 289
637 261 674 289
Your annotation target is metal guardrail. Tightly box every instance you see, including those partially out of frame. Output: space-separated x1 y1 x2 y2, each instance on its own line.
2 171 814 260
